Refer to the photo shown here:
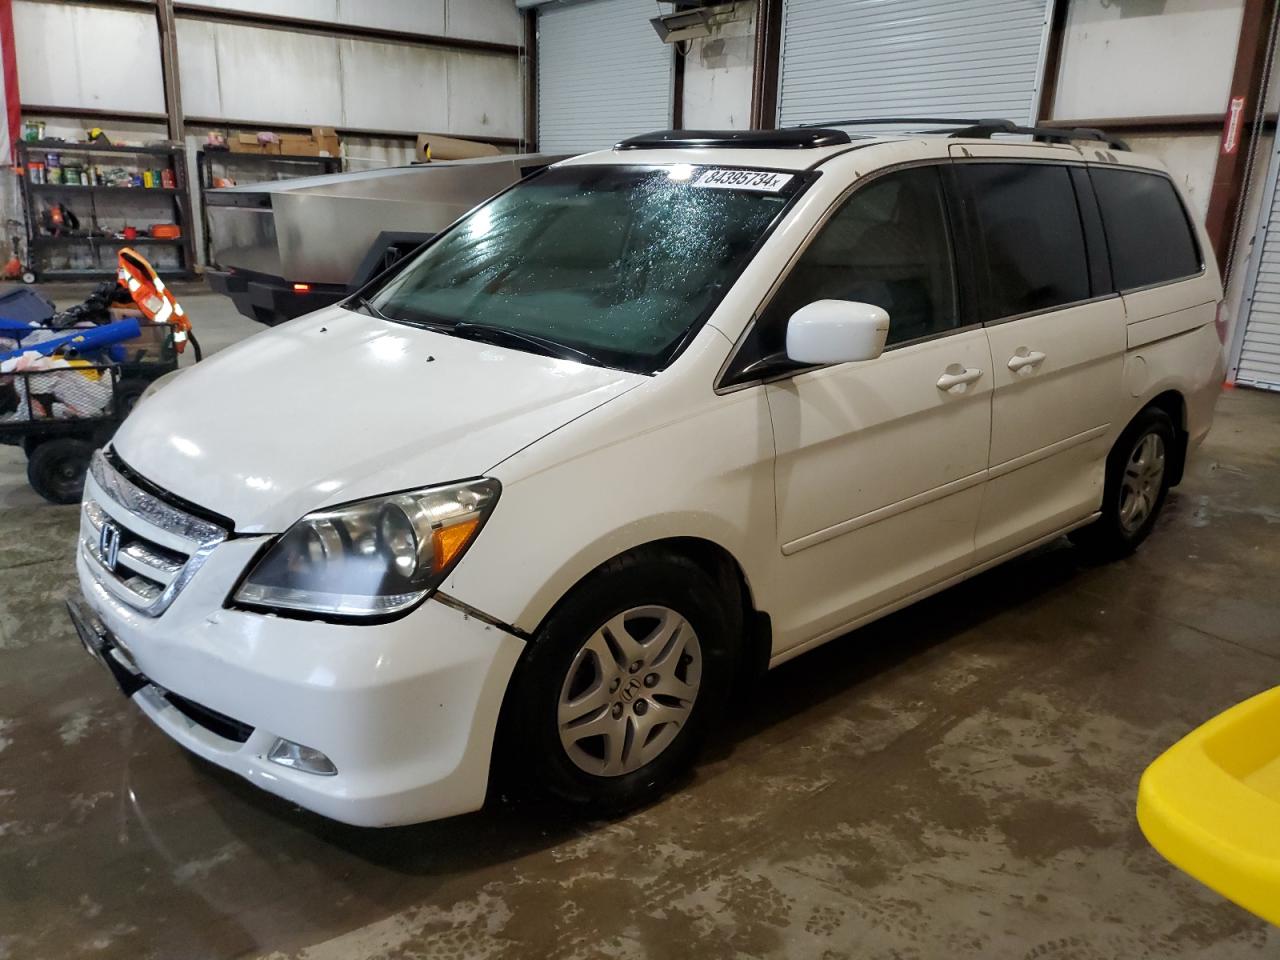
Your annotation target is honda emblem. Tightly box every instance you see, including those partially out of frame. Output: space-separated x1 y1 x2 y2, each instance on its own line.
99 521 122 572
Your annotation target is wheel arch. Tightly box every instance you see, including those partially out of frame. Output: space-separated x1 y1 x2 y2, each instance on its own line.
526 533 772 681
1138 388 1189 486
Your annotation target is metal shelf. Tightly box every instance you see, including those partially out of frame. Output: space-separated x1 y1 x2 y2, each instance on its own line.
31 183 181 196
31 235 184 247
20 140 181 157
36 268 190 281
19 141 196 282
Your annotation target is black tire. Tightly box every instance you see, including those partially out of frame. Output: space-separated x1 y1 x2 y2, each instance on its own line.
1070 406 1176 561
502 549 740 817
27 437 95 504
114 378 150 417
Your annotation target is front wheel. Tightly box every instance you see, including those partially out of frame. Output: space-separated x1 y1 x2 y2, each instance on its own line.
502 550 738 816
1071 407 1175 560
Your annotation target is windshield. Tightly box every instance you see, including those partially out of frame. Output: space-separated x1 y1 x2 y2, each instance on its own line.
364 164 806 373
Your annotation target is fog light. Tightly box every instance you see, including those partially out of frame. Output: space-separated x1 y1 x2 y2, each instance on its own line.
267 738 337 776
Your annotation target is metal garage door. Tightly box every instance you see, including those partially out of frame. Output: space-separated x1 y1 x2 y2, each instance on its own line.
1231 139 1280 391
535 0 673 154
776 0 1055 128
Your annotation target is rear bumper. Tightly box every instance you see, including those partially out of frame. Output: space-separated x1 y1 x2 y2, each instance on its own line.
205 268 344 326
72 539 525 827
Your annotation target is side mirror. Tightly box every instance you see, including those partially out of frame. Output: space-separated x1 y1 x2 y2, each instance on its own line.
785 300 890 365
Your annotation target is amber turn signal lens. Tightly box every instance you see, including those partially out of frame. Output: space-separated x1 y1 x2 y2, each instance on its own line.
432 518 480 570
292 282 312 293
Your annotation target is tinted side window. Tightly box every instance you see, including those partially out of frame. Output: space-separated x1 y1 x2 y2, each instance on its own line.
756 165 958 354
1090 167 1201 290
958 163 1091 319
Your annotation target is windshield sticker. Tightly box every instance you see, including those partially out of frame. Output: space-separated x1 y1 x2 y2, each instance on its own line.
689 169 794 193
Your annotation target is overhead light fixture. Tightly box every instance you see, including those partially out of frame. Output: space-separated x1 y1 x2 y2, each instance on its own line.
651 3 738 44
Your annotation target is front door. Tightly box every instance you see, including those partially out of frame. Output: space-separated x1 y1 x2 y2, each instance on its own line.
745 165 994 651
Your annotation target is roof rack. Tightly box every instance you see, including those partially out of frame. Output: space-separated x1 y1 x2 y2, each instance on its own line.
948 118 1130 151
616 128 852 150
790 116 1131 151
793 117 983 129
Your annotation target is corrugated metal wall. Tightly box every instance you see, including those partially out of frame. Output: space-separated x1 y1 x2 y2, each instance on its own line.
1233 142 1280 391
537 0 673 154
776 0 1053 128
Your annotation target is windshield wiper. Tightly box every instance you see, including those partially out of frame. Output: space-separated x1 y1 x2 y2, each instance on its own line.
452 321 605 367
348 294 390 321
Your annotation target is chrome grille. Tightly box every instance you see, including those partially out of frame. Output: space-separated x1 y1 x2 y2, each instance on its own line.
80 450 228 617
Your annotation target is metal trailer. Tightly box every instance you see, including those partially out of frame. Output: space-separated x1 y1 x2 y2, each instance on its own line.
203 153 568 326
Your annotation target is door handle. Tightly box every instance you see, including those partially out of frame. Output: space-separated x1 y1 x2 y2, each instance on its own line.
936 366 983 393
1007 349 1046 374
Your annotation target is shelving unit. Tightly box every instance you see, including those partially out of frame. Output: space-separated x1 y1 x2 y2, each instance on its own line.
17 141 197 282
196 149 341 263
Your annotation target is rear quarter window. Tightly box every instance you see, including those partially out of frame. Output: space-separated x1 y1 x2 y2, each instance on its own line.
1089 167 1201 291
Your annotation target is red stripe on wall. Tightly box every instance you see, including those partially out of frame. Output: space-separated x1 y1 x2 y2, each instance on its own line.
0 0 19 164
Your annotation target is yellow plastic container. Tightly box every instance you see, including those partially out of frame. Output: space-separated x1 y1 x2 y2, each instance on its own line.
1138 686 1280 925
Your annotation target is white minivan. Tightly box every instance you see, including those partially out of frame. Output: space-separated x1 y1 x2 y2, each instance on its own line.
69 122 1225 827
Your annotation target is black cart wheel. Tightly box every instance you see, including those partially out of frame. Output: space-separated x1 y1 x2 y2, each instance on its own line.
27 438 95 504
115 378 150 417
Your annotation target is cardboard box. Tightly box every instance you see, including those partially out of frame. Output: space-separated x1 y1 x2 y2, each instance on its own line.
228 133 282 156
415 133 500 162
227 128 339 157
312 127 340 157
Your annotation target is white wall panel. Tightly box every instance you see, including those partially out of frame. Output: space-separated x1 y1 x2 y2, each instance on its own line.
177 20 520 137
177 20 343 123
777 0 1052 127
1051 0 1243 120
338 36 450 132
537 0 673 153
444 50 522 138
13 2 165 113
682 3 756 130
180 0 521 45
442 0 524 47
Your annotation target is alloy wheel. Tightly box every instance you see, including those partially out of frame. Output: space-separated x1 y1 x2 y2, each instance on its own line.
1119 432 1166 534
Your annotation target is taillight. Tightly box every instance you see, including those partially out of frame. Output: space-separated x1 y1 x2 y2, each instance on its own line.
1214 302 1228 344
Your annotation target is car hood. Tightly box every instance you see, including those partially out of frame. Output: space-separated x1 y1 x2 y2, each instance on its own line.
111 307 645 533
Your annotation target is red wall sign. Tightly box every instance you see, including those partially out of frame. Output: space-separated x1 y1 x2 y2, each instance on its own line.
1223 95 1246 155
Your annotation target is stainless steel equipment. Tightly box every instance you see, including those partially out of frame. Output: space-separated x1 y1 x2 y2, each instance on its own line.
204 153 565 325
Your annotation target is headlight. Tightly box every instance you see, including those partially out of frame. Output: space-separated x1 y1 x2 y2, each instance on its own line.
232 478 500 618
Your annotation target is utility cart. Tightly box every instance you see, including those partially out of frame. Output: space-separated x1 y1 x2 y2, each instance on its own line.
0 248 199 503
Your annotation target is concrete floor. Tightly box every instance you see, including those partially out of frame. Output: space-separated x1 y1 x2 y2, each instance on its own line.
1 287 1279 958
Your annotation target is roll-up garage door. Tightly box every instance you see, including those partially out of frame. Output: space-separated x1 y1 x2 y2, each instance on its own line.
1232 142 1280 391
536 0 673 154
776 0 1054 128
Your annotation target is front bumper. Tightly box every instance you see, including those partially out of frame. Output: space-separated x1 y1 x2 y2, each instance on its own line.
72 540 525 827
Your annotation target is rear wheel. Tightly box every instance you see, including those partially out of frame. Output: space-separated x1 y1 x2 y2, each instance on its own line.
503 549 738 816
27 437 94 504
1071 407 1175 560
